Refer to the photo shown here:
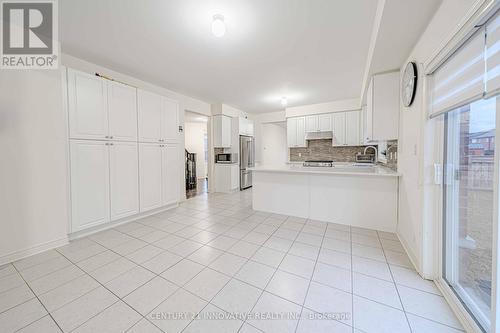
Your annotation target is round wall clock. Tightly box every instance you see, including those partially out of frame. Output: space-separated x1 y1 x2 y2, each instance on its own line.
402 61 417 107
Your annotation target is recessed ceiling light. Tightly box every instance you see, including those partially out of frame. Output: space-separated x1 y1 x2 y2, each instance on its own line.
212 14 226 37
280 97 288 107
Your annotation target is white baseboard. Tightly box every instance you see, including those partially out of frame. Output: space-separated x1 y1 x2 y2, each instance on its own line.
397 231 421 274
69 203 179 241
0 237 69 266
434 278 482 333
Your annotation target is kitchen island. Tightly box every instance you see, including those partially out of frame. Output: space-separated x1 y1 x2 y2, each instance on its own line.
250 164 400 232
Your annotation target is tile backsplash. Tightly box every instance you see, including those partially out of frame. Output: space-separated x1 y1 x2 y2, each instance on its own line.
289 139 398 171
289 140 374 162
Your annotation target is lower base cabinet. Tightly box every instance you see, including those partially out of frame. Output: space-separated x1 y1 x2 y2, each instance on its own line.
110 141 139 220
70 140 111 232
70 140 179 233
214 164 239 193
139 143 179 212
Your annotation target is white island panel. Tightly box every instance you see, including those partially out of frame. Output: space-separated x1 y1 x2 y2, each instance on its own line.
309 174 398 232
253 171 309 218
251 165 399 232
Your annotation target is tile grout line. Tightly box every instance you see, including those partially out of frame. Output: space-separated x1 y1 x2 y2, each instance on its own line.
10 262 66 333
238 216 308 333
378 230 413 333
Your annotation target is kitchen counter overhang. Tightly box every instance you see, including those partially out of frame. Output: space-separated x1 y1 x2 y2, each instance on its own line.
249 165 399 232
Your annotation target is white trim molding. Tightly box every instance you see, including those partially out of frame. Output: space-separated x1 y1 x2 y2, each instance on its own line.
0 237 69 267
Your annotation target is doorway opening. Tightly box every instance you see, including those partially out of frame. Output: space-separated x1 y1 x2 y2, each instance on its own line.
184 111 208 199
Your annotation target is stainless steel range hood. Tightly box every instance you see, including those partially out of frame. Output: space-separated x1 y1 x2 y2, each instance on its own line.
305 131 333 140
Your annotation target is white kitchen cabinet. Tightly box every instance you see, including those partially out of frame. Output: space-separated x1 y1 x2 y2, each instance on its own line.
287 117 307 148
305 115 318 132
70 140 110 232
162 144 179 206
109 141 139 220
68 70 108 140
332 113 346 146
305 114 332 132
139 143 163 211
107 81 138 142
239 117 254 136
162 97 179 142
137 90 180 143
213 115 232 148
68 69 139 142
318 114 332 131
365 72 399 142
345 110 361 145
138 90 163 143
214 164 239 193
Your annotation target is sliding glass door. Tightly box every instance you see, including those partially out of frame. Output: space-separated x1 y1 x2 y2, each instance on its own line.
443 97 497 331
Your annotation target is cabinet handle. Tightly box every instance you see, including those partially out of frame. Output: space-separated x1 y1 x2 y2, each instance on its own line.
109 136 113 139
110 143 114 146
105 136 109 139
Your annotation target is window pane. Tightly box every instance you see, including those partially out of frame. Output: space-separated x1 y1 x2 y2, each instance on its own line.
443 97 496 331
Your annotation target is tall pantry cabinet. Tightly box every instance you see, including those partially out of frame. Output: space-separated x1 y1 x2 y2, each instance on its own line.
67 68 180 233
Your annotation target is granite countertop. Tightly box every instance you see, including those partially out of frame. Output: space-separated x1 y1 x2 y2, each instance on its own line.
249 163 400 177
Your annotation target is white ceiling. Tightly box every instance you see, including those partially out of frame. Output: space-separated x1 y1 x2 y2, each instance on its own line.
60 0 440 113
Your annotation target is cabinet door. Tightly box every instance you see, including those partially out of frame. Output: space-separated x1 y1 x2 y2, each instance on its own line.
162 97 179 141
70 140 110 232
231 165 239 190
318 114 332 131
109 142 139 220
305 115 318 132
296 117 306 147
68 70 108 140
139 143 163 211
108 81 138 142
332 113 346 146
287 118 297 147
162 144 179 206
365 79 374 142
138 90 163 143
221 116 232 147
345 111 361 145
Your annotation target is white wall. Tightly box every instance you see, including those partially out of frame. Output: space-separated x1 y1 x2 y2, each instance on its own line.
0 69 69 264
185 122 207 179
397 0 481 277
261 123 288 165
252 111 286 163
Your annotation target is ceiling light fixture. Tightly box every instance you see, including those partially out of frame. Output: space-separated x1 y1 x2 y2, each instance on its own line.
280 97 288 107
212 14 226 37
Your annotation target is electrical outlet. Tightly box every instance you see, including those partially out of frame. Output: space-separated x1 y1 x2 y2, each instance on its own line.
298 153 302 157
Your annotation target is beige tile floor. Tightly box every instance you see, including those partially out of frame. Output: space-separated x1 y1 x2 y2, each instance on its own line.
0 190 464 332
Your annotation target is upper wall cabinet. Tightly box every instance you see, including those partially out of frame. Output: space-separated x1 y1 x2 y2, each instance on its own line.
107 81 138 141
287 117 306 148
345 110 361 145
138 89 179 143
305 114 332 132
68 69 109 140
213 114 232 148
239 117 254 136
365 72 399 142
332 113 346 146
68 69 138 141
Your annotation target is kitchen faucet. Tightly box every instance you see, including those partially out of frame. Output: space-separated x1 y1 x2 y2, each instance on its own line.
363 146 378 163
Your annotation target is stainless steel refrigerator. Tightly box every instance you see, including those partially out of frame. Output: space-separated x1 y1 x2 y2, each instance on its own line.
239 135 255 190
